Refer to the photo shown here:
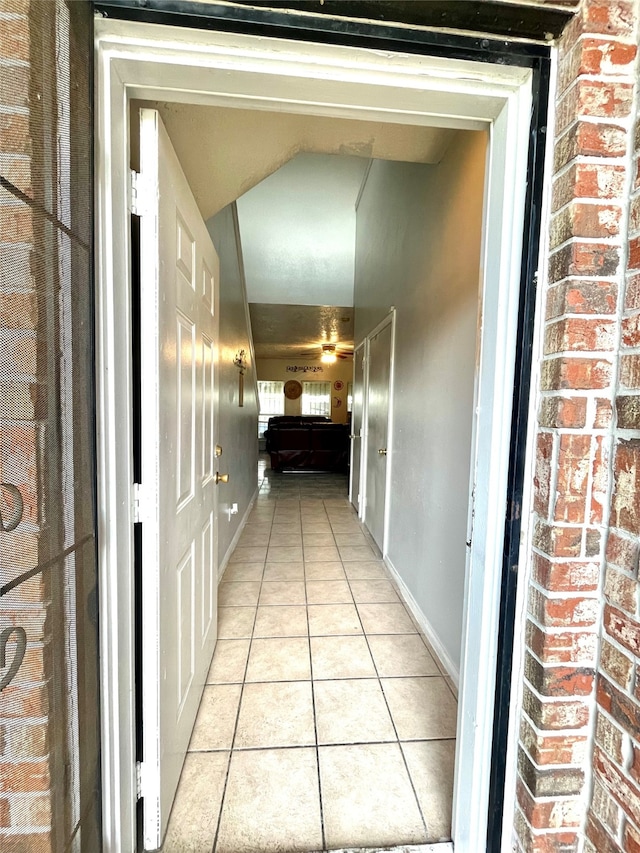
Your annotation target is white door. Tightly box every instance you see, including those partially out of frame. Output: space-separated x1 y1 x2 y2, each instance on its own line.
138 108 221 850
349 342 366 515
364 320 393 551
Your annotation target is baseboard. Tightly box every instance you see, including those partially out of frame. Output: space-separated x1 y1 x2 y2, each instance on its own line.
383 554 460 687
218 486 259 581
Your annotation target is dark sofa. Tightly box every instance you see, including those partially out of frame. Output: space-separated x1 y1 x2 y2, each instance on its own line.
265 416 350 472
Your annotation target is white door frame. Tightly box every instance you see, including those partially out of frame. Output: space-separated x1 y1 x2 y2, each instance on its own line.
348 339 367 514
95 19 533 853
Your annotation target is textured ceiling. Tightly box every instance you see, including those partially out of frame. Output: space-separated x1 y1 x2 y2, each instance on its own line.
249 303 354 360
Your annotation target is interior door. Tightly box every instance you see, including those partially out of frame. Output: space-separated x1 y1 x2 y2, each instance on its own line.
364 319 393 551
138 108 220 850
349 342 366 515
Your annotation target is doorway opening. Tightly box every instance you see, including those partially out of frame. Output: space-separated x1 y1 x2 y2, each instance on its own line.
96 19 546 853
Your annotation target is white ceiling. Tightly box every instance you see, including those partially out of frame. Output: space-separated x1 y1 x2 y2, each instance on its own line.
237 153 369 308
248 303 354 359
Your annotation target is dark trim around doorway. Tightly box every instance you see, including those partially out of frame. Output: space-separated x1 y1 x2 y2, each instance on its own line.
92 3 553 849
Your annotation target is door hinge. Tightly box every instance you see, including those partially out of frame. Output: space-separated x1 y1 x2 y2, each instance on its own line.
132 482 145 524
129 169 155 216
135 761 148 800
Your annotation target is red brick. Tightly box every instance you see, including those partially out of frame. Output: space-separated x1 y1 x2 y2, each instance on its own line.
603 604 640 656
0 16 29 62
622 314 640 348
606 530 640 574
579 38 637 76
630 194 640 235
586 813 622 853
629 237 640 272
554 122 627 171
573 79 634 121
526 620 597 664
523 683 591 731
533 519 582 557
541 357 612 391
581 1 637 37
554 433 591 523
597 676 640 741
595 397 613 428
611 440 640 533
517 778 582 830
0 835 52 853
526 652 595 697
550 203 622 247
596 710 625 764
600 638 634 690
591 435 609 524
532 553 599 592
520 716 588 767
624 820 640 852
549 242 620 282
0 760 50 794
539 396 587 429
546 280 618 318
594 746 640 822
604 566 638 615
626 273 640 310
552 163 626 212
529 586 599 628
545 318 616 354
534 432 554 517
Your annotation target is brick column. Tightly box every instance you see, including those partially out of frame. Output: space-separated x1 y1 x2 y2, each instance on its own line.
513 1 640 850
584 5 640 849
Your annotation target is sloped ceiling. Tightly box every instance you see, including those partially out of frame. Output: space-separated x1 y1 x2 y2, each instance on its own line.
157 102 455 219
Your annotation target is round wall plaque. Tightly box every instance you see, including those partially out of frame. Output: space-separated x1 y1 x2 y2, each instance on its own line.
284 380 302 400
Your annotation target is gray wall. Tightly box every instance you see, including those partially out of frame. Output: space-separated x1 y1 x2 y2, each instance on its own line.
207 204 259 572
354 131 487 672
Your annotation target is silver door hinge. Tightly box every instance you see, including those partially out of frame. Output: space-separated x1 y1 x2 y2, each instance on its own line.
132 482 144 524
136 761 148 800
129 170 155 216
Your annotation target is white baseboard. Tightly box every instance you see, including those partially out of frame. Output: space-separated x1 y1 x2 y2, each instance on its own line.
218 486 259 581
383 554 460 687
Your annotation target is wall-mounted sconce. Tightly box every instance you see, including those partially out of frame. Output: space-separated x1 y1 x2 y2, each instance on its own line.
233 349 248 406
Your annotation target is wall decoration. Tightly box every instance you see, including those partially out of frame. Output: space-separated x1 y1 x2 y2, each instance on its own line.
233 349 248 407
333 380 344 391
333 397 343 408
286 365 324 373
284 380 303 400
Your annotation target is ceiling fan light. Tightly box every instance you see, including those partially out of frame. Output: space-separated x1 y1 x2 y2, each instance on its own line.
321 350 337 364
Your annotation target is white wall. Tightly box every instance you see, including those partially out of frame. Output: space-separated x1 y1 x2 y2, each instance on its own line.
207 204 259 570
354 131 487 672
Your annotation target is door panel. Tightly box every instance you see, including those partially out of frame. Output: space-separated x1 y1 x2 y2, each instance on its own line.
364 321 392 551
138 108 220 850
349 342 366 514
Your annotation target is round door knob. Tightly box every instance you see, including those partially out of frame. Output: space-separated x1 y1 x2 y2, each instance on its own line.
215 472 229 484
378 448 387 456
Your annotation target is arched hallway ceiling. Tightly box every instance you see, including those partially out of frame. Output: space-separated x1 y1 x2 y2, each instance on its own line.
156 102 456 219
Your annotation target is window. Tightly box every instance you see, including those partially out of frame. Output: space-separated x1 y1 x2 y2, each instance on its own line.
258 380 284 437
347 382 353 413
302 381 331 417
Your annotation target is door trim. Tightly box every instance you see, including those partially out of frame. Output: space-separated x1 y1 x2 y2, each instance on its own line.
95 20 544 853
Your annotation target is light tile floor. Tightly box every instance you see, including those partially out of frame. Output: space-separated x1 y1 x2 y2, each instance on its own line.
162 462 457 853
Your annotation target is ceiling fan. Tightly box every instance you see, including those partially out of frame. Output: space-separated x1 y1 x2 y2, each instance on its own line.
320 343 353 363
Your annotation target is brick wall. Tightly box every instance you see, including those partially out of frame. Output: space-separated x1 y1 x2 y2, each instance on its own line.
0 2 98 851
513 1 640 850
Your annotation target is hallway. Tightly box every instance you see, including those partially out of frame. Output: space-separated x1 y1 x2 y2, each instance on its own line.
161 463 457 852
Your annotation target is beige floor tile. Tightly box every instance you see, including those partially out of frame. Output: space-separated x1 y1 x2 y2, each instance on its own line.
339 544 378 561
238 529 271 547
221 562 264 582
160 752 229 853
343 561 387 580
263 561 304 581
270 523 301 537
349 579 399 603
218 581 261 607
357 602 417 634
218 607 256 639
246 637 311 682
381 677 458 740
333 532 370 547
304 561 346 580
253 605 308 638
329 522 362 534
310 636 376 680
319 743 426 849
267 530 303 546
301 521 332 533
305 579 353 605
302 532 336 547
189 684 241 751
229 546 268 564
367 634 440 678
401 740 455 842
259 581 306 605
266 544 304 563
215 748 322 853
303 545 341 562
314 679 395 744
207 639 250 683
308 604 363 636
272 513 301 525
234 681 315 748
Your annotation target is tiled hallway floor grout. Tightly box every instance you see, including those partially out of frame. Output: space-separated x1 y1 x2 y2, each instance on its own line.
161 460 457 853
